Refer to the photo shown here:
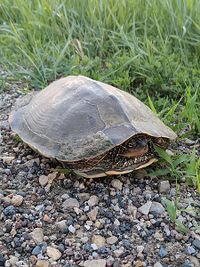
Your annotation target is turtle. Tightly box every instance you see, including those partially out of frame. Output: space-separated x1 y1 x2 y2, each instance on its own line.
9 75 177 178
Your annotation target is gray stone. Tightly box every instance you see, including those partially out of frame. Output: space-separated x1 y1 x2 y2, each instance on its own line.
83 259 106 267
193 239 200 249
78 193 90 202
56 220 67 231
68 225 76 234
61 193 69 199
15 261 28 267
88 195 99 206
91 235 106 248
30 228 44 245
154 263 163 267
91 244 98 250
136 245 144 254
150 202 165 214
36 260 49 267
2 156 15 164
184 138 195 145
84 205 90 212
114 219 120 226
92 251 98 258
3 205 16 216
39 175 48 186
46 246 62 260
0 254 6 266
11 195 23 206
5 256 19 266
163 225 171 236
134 260 145 267
170 188 176 196
106 236 118 245
85 225 90 230
159 245 167 257
2 195 23 207
114 247 124 257
62 198 79 209
185 246 196 255
111 179 123 190
127 205 137 219
190 256 200 267
181 261 191 267
138 201 152 215
112 261 120 267
159 181 170 193
81 236 89 243
35 204 45 212
88 207 98 221
32 246 42 255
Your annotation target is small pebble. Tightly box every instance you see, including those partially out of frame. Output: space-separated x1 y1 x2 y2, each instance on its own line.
30 228 44 244
193 239 200 249
91 244 98 250
84 205 90 212
5 256 19 266
159 180 170 193
153 263 163 267
68 225 76 234
150 202 165 214
2 156 15 164
39 175 49 186
159 245 167 257
114 247 124 257
136 245 144 254
0 254 6 266
62 198 79 209
83 259 106 267
85 225 90 230
138 201 152 215
185 246 196 255
36 260 49 267
61 193 69 199
134 260 145 267
65 248 74 256
3 205 16 217
181 261 191 267
88 195 99 206
91 235 106 248
88 207 98 221
106 236 118 245
32 245 42 255
190 256 200 267
46 246 62 261
56 220 68 232
111 179 123 190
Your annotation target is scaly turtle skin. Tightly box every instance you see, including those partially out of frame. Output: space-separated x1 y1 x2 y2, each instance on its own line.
9 75 177 178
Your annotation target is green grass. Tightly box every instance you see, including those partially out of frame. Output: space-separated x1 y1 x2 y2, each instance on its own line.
0 0 199 190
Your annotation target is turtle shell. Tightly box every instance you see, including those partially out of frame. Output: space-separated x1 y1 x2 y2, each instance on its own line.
9 75 177 162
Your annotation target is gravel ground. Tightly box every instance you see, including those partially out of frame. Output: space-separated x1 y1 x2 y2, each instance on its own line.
0 79 200 267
